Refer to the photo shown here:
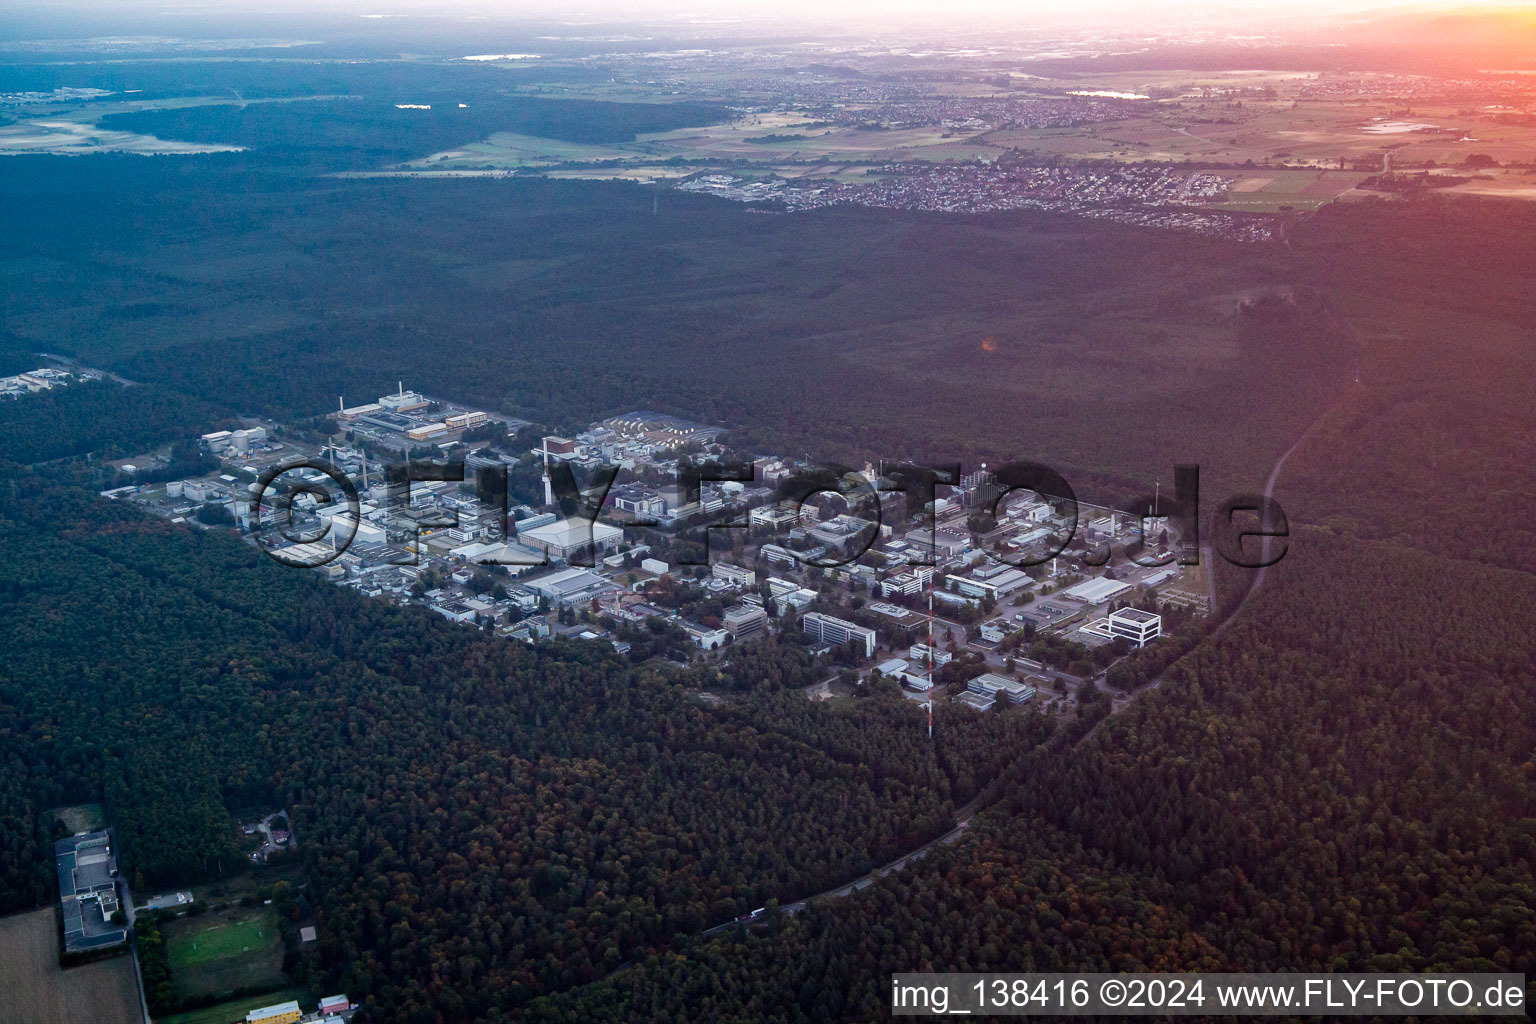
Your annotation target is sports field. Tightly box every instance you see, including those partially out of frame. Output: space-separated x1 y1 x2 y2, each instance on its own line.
164 906 285 1002
0 909 141 1024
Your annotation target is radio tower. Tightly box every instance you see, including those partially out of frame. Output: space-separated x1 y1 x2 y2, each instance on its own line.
926 559 935 740
542 446 554 507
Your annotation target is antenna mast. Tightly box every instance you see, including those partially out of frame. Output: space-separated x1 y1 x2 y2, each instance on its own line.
926 558 934 740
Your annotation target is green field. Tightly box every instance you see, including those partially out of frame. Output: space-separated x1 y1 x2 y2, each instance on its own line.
156 988 310 1024
168 912 273 966
163 907 286 1004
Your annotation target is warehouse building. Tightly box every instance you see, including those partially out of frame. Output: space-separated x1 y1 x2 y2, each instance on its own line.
516 518 623 562
1063 575 1133 606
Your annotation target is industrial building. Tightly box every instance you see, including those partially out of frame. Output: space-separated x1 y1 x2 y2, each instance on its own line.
1064 575 1134 605
55 831 126 952
523 567 615 605
946 566 1032 601
379 383 430 412
516 518 623 562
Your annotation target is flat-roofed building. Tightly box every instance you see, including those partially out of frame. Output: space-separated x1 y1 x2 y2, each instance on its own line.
955 690 996 712
947 567 1032 600
379 384 430 412
1064 575 1133 606
407 422 452 442
540 435 578 458
1108 607 1162 647
781 588 817 611
750 502 805 530
712 562 756 587
684 622 728 649
524 567 614 605
55 831 127 953
246 1001 303 1024
978 619 1010 643
517 518 623 562
760 543 798 567
880 566 933 597
801 612 875 658
338 401 383 421
765 576 799 598
907 643 952 669
724 604 768 640
968 672 1037 705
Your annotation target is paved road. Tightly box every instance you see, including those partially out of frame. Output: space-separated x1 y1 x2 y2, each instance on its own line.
695 395 1347 948
36 352 138 387
118 875 153 1024
701 799 983 937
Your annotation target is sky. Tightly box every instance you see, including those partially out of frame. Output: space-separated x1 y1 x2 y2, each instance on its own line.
3 0 1535 50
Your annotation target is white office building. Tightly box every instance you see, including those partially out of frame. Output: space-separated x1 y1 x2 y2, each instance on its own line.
967 672 1036 705
712 562 756 588
801 612 876 658
1108 607 1162 647
907 643 952 669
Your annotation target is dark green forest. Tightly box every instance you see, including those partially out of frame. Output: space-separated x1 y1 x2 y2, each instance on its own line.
0 454 1048 1016
0 160 1355 503
0 380 233 464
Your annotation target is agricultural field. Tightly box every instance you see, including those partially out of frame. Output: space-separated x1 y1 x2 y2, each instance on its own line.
0 118 243 156
1442 171 1536 199
1208 168 1374 211
401 112 1004 171
0 909 141 1024
163 905 285 1004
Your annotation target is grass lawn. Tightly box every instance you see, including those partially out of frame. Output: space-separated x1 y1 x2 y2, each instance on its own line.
168 911 274 967
163 906 286 1004
156 988 310 1024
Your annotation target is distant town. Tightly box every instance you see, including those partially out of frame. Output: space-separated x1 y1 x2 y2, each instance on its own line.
678 163 1277 241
